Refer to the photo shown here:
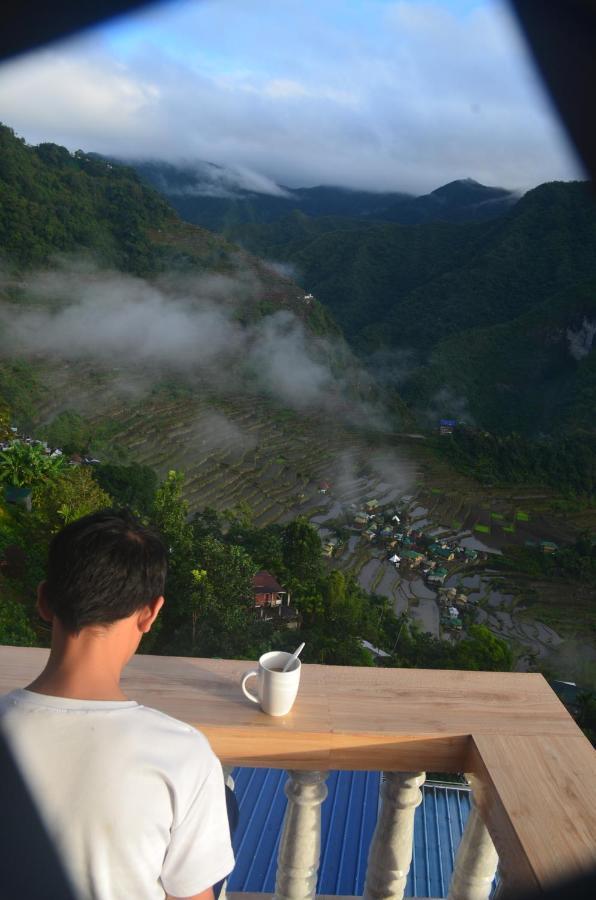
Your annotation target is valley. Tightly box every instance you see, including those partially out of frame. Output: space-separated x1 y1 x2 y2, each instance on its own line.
1 125 595 691
18 356 595 683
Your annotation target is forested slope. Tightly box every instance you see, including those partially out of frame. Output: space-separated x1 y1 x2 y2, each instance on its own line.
229 181 596 434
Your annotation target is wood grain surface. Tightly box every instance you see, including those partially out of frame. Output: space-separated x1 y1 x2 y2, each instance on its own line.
1 645 594 893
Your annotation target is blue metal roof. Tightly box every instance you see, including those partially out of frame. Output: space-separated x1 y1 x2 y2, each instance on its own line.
227 769 473 898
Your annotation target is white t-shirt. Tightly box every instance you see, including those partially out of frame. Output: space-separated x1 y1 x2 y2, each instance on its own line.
0 689 235 900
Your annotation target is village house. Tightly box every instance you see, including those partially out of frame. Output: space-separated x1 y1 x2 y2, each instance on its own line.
540 541 558 554
252 570 288 609
353 512 369 529
318 480 332 495
361 639 391 662
428 542 456 562
400 549 425 567
427 566 448 586
439 418 457 435
252 571 300 628
322 536 340 558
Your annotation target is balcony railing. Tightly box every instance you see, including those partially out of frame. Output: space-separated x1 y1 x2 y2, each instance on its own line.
1 646 595 898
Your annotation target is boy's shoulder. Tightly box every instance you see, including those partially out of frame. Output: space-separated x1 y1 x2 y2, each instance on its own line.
134 704 218 770
0 690 216 767
136 703 213 747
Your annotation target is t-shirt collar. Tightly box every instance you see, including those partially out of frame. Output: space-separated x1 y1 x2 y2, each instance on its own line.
8 688 139 711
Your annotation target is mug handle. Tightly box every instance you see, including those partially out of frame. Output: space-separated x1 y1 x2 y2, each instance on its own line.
241 670 259 704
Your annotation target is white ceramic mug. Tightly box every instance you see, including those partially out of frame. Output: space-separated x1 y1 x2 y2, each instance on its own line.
241 650 301 716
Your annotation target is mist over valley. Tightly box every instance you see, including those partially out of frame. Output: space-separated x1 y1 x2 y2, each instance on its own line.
1 124 595 688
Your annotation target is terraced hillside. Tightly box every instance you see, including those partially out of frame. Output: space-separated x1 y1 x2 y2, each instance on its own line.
31 360 410 525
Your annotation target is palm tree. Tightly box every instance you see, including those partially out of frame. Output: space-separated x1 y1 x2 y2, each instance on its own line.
0 441 65 488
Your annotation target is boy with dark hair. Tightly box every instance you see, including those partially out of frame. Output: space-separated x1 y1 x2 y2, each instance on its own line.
0 509 235 900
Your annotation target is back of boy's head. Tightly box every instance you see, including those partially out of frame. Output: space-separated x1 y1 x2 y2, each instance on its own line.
45 509 167 633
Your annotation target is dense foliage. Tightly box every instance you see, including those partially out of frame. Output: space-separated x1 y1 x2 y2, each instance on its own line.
438 426 596 498
0 124 171 272
0 456 514 673
227 182 596 435
497 534 596 584
0 361 43 430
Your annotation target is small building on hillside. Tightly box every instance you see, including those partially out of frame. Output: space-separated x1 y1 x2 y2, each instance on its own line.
252 571 288 609
540 541 559 554
401 549 425 567
361 639 391 662
318 481 332 495
252 571 299 628
439 419 457 435
427 566 448 586
365 499 379 512
354 512 369 529
322 536 340 558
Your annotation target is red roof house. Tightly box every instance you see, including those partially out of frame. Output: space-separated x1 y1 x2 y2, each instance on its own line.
252 571 287 608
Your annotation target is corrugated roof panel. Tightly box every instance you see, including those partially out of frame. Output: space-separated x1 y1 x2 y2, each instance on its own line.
227 769 473 898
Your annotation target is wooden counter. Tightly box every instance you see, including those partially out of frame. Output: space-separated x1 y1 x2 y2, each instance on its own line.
1 645 595 893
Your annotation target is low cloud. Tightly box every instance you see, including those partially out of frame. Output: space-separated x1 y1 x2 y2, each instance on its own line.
260 260 300 282
423 386 475 428
0 263 353 415
567 318 596 361
153 161 293 199
0 0 582 193
193 411 257 457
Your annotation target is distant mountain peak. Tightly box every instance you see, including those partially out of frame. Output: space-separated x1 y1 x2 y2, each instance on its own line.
430 178 509 202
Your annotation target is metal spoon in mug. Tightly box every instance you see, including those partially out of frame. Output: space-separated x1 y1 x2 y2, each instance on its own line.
282 642 305 672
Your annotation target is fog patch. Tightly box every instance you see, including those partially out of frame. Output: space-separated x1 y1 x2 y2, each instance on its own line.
145 159 293 199
194 411 257 456
423 386 475 428
567 317 596 361
0 263 375 424
260 260 300 282
249 311 333 408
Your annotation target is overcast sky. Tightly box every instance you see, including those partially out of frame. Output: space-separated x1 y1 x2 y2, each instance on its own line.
0 0 583 193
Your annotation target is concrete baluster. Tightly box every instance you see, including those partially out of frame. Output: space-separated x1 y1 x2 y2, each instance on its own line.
448 792 499 900
363 771 426 900
274 770 329 900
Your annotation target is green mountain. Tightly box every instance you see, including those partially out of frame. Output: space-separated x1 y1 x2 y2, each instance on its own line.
0 123 338 330
0 125 363 434
128 159 515 231
0 126 171 273
227 181 596 434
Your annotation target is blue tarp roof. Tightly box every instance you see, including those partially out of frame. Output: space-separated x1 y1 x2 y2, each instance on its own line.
228 768 473 898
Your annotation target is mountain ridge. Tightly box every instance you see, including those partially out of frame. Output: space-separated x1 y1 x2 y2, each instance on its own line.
125 158 518 231
224 179 596 434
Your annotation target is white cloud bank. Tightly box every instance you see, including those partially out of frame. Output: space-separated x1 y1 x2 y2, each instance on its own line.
0 266 339 412
0 0 583 193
